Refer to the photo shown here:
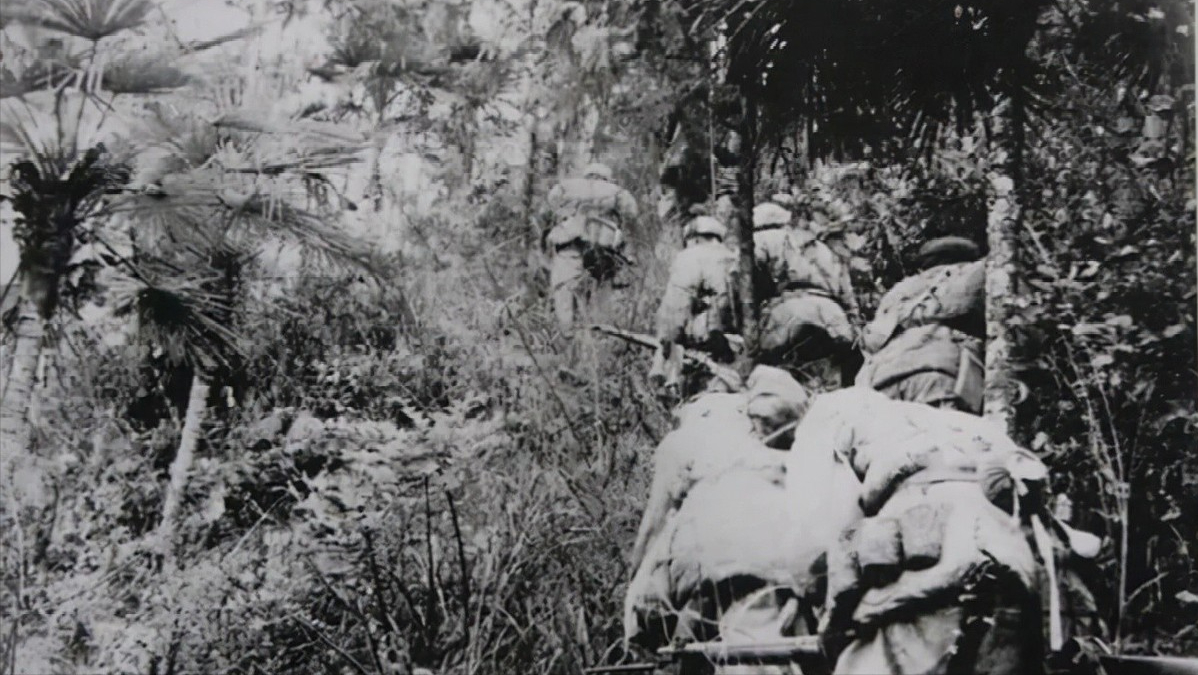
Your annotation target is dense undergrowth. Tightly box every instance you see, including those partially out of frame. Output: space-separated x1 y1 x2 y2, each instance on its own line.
0 0 1194 672
4 129 1193 673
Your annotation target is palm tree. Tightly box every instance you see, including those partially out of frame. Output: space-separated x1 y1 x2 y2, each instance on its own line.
0 0 259 485
108 247 245 555
0 96 131 481
105 103 376 558
1 0 376 545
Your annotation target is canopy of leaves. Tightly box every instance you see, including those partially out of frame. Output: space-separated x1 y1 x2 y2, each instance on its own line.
676 0 1044 152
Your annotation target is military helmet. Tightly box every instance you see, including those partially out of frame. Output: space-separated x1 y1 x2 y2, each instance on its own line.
683 215 728 241
583 162 613 181
916 236 982 269
753 202 792 229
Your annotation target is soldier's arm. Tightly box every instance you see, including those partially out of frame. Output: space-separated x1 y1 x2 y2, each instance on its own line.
628 442 684 571
785 392 866 586
862 276 919 351
837 256 862 322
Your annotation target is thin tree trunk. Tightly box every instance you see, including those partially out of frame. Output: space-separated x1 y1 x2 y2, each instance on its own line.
734 94 760 379
155 373 210 557
525 125 540 240
0 295 44 465
983 94 1023 430
984 170 1017 428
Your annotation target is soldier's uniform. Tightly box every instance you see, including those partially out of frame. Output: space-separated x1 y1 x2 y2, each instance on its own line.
625 370 815 672
752 200 860 385
545 162 639 329
856 237 986 413
650 216 740 396
784 387 1054 675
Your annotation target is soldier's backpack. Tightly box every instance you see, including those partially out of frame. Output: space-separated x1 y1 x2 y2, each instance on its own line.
864 260 986 353
857 324 984 412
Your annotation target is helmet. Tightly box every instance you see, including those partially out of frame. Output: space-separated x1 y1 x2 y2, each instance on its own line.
746 365 810 441
583 162 613 181
916 236 981 269
753 202 792 229
683 215 728 241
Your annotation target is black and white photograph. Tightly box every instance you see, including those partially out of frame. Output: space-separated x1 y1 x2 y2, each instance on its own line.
0 0 1194 672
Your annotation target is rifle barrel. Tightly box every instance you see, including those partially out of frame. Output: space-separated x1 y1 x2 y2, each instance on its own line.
658 636 823 662
582 663 660 674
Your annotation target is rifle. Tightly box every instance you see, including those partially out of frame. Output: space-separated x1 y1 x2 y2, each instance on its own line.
589 324 743 392
659 635 827 664
584 636 829 675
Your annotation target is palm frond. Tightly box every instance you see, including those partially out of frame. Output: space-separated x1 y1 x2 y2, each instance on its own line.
109 170 377 275
0 95 114 177
133 105 223 177
214 187 378 272
690 0 1050 157
0 57 77 98
108 264 244 374
102 104 377 275
26 0 153 41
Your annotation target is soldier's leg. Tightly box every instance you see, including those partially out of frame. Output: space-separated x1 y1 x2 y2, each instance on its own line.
550 248 584 330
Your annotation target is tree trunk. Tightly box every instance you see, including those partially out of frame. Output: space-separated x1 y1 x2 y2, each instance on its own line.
983 169 1017 429
734 94 760 379
983 89 1026 430
1 295 45 464
155 373 210 557
525 124 540 240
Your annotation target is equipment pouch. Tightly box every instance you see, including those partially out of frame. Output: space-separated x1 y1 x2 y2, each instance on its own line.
853 516 904 587
584 216 623 250
897 502 949 570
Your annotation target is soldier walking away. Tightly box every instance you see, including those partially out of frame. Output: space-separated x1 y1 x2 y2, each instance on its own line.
784 385 1100 675
624 369 815 674
855 236 986 413
650 215 741 398
753 196 862 387
544 162 639 331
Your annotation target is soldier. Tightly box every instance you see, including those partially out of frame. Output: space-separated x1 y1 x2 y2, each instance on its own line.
649 215 741 397
625 368 816 672
783 385 1081 675
856 236 986 413
544 162 639 330
753 197 861 386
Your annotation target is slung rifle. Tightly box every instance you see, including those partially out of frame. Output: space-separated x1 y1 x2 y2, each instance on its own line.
589 324 744 392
